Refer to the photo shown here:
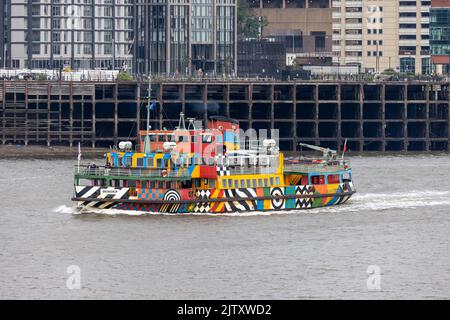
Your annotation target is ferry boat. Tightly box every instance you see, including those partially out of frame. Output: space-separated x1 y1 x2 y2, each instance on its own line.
72 113 356 214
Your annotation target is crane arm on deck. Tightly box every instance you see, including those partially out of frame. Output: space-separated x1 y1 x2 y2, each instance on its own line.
299 143 337 161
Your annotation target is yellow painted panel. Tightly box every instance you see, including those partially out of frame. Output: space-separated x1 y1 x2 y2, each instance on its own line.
191 166 200 178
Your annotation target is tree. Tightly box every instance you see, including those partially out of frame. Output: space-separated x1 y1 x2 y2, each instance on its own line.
116 71 133 81
237 0 268 39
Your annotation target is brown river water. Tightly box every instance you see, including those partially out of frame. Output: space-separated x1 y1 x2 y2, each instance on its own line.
0 155 449 299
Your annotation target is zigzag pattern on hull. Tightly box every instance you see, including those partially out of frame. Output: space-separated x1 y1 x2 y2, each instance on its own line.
295 185 314 209
75 183 355 214
224 188 257 212
75 186 130 208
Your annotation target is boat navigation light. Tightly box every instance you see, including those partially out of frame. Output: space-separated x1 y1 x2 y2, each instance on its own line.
119 141 133 150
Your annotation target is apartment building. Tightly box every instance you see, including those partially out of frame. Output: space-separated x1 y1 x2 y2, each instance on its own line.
332 0 431 74
3 0 134 70
134 0 237 76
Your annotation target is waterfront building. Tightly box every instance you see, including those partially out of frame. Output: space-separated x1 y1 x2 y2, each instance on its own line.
248 0 333 66
134 0 237 76
2 0 134 70
430 0 450 75
332 0 431 74
237 38 286 78
0 1 6 68
1 0 236 76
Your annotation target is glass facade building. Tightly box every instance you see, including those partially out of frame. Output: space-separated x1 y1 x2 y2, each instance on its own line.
1 0 236 74
134 0 236 76
430 7 450 55
430 3 450 74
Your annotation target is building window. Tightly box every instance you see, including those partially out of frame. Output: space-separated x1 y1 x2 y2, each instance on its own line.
422 58 431 75
400 57 415 73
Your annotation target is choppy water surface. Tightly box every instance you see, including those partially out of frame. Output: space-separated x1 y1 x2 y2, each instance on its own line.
0 155 449 299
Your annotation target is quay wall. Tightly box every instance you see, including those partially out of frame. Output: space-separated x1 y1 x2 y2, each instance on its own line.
1 80 449 152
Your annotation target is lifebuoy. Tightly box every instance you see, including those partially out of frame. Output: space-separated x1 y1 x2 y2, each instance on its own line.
161 169 168 177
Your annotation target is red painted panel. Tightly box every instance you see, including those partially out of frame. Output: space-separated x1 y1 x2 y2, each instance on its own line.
199 166 218 178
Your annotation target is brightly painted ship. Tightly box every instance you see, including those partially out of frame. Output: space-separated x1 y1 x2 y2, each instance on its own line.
72 113 356 214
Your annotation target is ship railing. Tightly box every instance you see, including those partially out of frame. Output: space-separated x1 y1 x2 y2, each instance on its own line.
226 166 278 175
75 166 188 178
284 162 349 173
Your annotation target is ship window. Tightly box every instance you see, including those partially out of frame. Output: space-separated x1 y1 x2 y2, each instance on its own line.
128 180 137 187
222 180 227 188
312 175 325 185
342 172 351 182
163 159 169 168
149 181 156 188
79 179 91 186
168 135 175 142
264 178 268 187
156 159 162 167
228 179 232 187
258 179 263 188
202 134 212 143
124 157 132 167
240 180 245 188
146 157 153 167
275 177 280 185
136 158 144 167
246 179 251 187
141 181 148 189
234 180 239 188
270 177 274 185
158 135 166 142
158 181 164 189
301 176 309 185
328 175 340 184
252 179 257 187
166 182 172 189
149 135 157 142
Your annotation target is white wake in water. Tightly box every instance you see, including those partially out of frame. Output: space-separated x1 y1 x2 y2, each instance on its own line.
53 205 78 214
55 190 450 217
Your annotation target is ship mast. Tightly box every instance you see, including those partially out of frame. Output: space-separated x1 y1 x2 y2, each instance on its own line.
143 79 152 153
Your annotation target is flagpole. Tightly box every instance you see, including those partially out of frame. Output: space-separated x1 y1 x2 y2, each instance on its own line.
341 138 348 161
77 142 81 173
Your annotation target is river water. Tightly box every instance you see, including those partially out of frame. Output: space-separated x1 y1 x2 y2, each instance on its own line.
0 155 449 299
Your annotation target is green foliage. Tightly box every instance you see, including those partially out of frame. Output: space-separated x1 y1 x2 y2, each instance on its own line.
116 71 133 81
36 73 48 81
382 68 396 75
237 0 268 39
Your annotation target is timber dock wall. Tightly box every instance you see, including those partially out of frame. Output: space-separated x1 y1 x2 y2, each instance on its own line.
1 80 449 152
